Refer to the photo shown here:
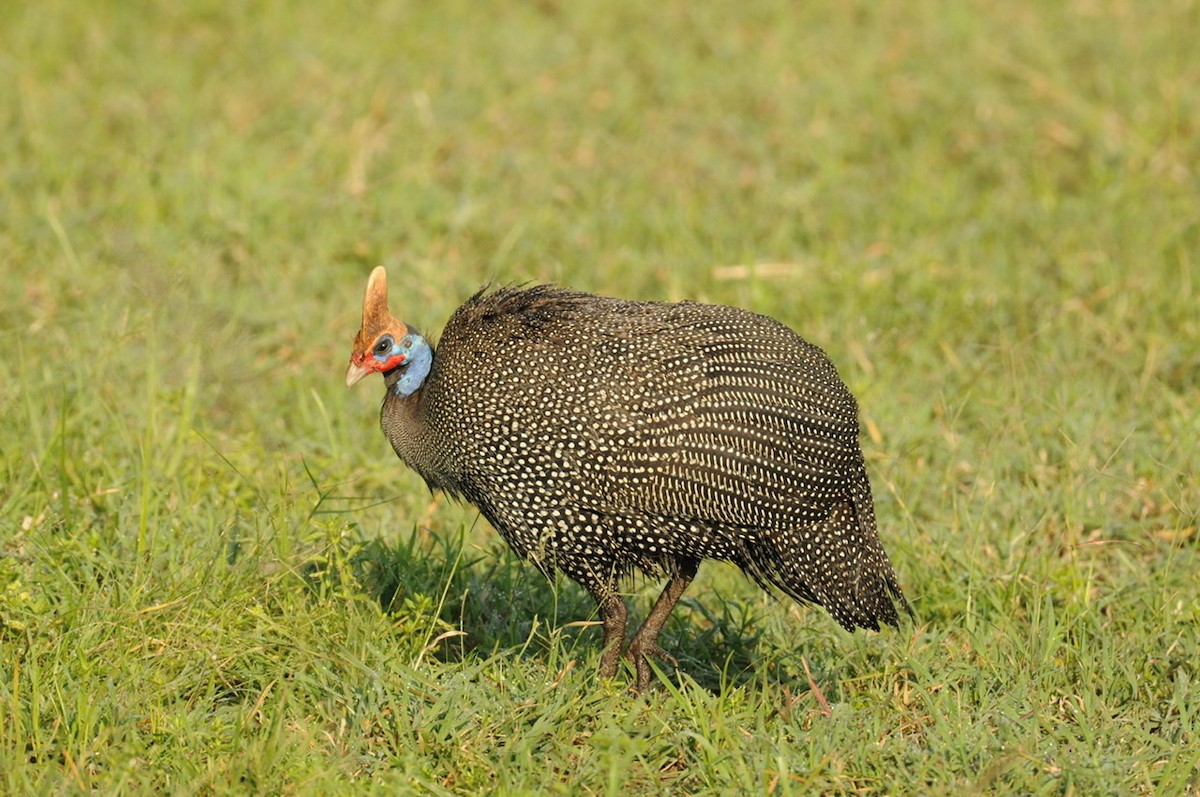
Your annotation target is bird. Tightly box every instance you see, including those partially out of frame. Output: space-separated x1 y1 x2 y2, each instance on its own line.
346 266 910 691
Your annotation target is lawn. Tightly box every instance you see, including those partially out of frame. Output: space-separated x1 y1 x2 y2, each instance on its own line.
1 0 1198 793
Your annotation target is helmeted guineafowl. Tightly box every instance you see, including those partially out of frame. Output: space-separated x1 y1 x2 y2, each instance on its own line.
346 266 910 691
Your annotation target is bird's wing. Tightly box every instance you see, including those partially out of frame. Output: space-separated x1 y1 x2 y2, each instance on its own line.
599 304 866 530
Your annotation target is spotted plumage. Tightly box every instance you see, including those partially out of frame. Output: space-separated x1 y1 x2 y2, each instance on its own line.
346 266 910 691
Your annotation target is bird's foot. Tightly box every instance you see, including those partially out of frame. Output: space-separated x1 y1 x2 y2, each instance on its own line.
627 642 678 693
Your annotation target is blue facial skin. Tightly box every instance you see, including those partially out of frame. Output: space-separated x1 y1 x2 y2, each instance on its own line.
373 333 433 397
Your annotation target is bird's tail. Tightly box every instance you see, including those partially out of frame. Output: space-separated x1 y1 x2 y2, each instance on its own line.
742 468 911 632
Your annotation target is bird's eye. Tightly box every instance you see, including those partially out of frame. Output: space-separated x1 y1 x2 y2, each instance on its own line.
374 337 393 355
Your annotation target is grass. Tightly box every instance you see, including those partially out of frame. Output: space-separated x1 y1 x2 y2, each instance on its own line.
1 0 1198 793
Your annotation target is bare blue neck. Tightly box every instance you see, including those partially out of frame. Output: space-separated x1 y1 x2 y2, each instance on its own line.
384 333 433 397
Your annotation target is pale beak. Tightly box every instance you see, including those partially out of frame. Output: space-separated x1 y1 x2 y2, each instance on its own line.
345 360 371 387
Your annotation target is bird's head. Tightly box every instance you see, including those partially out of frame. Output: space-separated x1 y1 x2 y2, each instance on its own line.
345 266 429 391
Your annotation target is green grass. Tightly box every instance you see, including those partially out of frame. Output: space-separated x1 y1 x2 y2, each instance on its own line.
2 0 1198 793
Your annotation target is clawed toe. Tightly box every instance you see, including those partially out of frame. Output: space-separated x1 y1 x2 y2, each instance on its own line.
638 644 677 668
627 642 679 692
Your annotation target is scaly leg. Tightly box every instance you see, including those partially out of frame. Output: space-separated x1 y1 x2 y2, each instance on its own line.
594 591 629 680
627 557 699 692
570 569 629 680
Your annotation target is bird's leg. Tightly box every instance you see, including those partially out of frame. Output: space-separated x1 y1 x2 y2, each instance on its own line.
595 593 629 680
575 576 628 680
627 557 699 692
